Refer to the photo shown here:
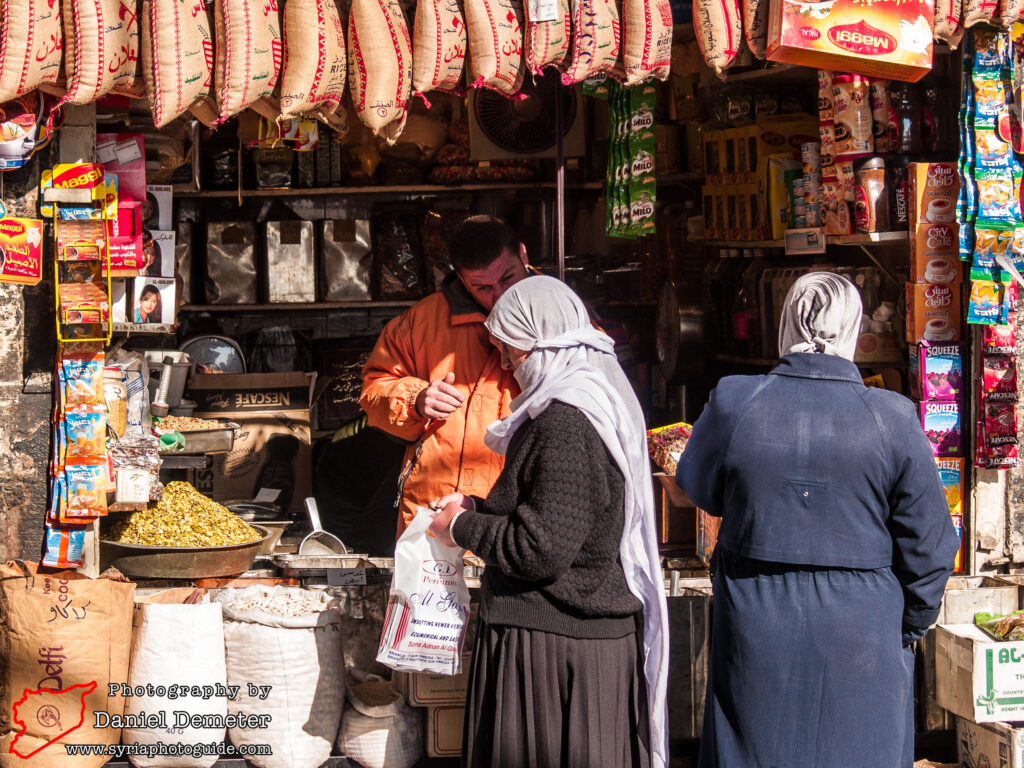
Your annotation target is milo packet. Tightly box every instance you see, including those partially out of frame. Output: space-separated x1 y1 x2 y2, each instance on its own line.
628 84 657 237
583 72 611 100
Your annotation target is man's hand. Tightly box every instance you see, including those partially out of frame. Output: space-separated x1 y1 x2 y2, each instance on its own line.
428 502 463 547
415 372 465 419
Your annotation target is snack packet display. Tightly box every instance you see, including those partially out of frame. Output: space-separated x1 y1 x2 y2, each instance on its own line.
984 356 1018 400
43 524 86 569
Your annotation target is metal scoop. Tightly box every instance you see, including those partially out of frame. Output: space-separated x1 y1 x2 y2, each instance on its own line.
298 497 349 556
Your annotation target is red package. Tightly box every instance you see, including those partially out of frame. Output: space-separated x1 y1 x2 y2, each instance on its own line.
984 318 1017 354
985 442 1019 469
984 356 1019 401
985 401 1019 445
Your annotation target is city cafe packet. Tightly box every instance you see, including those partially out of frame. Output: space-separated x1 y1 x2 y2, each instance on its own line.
0 217 43 285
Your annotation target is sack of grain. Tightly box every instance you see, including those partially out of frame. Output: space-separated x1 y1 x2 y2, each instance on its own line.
123 589 225 768
0 0 64 103
113 0 145 97
621 0 672 84
217 587 345 768
742 0 768 59
412 0 467 95
693 0 742 78
142 0 215 127
61 0 140 104
348 0 412 141
465 0 526 95
213 0 283 123
0 561 135 768
280 0 348 120
561 0 620 85
525 0 570 75
933 0 964 44
962 0 998 27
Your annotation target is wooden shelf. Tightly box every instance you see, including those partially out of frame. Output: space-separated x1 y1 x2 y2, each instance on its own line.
696 231 908 249
179 301 416 312
657 172 704 186
698 239 786 249
113 323 176 334
722 62 817 84
176 182 572 199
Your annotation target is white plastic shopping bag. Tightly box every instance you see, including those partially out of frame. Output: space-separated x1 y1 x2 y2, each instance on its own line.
377 506 471 675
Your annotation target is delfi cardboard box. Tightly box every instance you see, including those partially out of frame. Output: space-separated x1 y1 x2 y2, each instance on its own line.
426 704 465 758
190 372 315 519
935 623 1024 723
393 652 472 706
766 0 933 82
957 716 1024 768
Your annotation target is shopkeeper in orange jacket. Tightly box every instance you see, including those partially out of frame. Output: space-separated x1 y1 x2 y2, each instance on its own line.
360 215 530 536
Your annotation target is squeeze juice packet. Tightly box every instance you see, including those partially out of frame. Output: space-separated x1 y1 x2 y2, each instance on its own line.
935 457 964 516
918 343 964 401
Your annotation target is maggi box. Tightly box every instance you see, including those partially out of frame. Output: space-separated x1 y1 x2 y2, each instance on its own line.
906 282 961 343
766 0 933 82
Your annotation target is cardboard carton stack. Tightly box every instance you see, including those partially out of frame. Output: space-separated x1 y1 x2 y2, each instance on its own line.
392 653 472 758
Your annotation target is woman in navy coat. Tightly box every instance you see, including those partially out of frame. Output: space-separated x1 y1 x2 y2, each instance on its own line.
677 272 960 768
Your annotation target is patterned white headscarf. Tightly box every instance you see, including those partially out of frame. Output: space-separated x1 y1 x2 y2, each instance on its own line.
484 275 670 768
778 272 863 361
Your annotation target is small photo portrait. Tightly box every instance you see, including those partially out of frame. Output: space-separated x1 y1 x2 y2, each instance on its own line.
133 277 175 325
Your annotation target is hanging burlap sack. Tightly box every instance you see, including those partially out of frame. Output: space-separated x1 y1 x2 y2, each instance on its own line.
524 0 570 75
60 0 140 104
412 0 467 95
621 0 672 84
0 561 135 768
932 0 963 44
742 0 768 58
561 0 621 85
280 0 348 120
142 0 215 127
0 0 64 103
348 0 412 142
212 0 283 123
465 0 526 95
123 589 226 768
693 0 742 78
217 587 345 768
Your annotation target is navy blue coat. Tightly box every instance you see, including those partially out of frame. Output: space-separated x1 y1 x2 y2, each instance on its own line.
677 354 959 768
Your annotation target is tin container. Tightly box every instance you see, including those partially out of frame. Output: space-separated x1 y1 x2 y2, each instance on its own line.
320 219 372 301
266 221 315 303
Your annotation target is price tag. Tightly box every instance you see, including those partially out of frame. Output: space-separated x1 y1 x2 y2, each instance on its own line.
116 469 152 504
326 569 368 586
527 0 559 22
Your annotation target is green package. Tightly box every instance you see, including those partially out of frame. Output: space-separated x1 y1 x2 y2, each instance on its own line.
627 84 657 237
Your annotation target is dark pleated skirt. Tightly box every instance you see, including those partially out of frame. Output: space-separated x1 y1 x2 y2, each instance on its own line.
462 616 652 768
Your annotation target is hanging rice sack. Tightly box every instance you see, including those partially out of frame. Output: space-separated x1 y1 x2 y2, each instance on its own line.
112 0 145 97
348 0 412 141
465 0 526 95
693 0 742 78
0 0 64 103
742 0 768 59
60 0 139 104
123 589 225 768
213 0 283 123
621 0 672 84
962 0 998 27
932 0 963 40
217 587 345 768
524 0 571 75
280 0 348 120
996 0 1024 26
141 0 215 128
412 0 467 95
561 0 620 85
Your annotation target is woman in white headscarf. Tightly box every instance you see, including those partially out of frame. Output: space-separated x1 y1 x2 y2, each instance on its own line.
676 272 959 768
429 275 669 768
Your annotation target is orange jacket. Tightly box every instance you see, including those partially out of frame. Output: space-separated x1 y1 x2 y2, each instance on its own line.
360 276 519 536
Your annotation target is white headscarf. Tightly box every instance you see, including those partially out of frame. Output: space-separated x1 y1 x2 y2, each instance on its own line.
778 271 863 360
484 275 669 768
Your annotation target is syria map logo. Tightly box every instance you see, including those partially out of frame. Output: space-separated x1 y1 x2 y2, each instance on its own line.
9 682 95 758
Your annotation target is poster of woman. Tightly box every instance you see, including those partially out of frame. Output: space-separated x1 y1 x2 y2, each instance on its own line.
133 277 175 325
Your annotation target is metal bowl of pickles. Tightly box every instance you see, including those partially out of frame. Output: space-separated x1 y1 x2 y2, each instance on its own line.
100 482 271 579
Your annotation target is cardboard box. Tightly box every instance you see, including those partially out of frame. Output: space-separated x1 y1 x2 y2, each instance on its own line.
906 283 961 343
935 623 1024 723
425 704 464 758
957 717 1024 768
911 223 961 285
910 163 960 226
750 114 819 182
190 372 314 518
766 0 933 82
393 653 472 706
702 129 723 184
